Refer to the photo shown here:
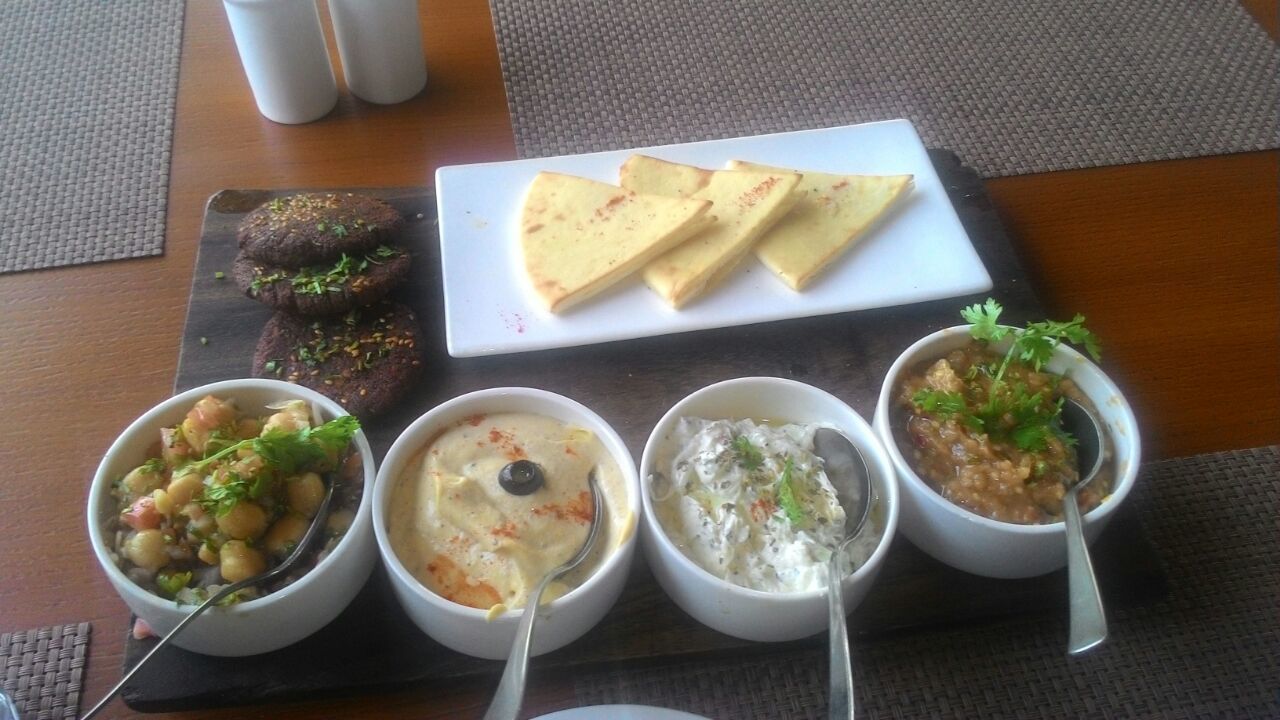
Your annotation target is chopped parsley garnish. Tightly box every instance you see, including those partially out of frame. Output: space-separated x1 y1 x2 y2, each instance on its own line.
913 299 1102 452
199 473 251 517
911 389 967 416
254 245 399 296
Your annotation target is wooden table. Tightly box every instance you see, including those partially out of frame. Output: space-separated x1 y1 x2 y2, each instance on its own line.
0 2 1275 718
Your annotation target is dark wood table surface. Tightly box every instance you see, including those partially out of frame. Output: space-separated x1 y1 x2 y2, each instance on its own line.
0 2 1275 718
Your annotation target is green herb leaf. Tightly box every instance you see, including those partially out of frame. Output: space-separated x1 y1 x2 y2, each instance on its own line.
912 389 967 416
155 570 192 597
184 415 360 482
776 457 805 527
961 298 1011 343
199 473 251 517
730 435 763 471
140 457 168 476
214 271 225 280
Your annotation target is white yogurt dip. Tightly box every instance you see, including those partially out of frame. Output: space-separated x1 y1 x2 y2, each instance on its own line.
651 417 879 593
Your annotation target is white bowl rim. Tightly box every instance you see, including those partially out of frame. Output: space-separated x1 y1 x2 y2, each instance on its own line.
372 386 641 621
875 324 1142 535
639 375 900 602
86 378 376 616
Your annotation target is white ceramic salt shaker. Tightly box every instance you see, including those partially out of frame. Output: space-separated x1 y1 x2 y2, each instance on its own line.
328 0 428 104
223 0 338 124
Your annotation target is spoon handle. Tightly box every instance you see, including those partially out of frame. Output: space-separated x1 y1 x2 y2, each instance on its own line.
483 570 556 720
1064 492 1107 655
827 553 854 720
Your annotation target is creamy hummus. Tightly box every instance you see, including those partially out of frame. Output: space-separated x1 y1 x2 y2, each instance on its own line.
652 418 881 593
388 412 631 613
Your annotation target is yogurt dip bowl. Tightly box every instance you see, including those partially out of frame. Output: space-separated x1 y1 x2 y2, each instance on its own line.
373 387 640 660
873 325 1141 579
640 377 899 642
86 378 377 657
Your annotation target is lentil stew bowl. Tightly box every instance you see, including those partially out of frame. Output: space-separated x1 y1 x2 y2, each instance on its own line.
87 379 377 656
872 326 1140 579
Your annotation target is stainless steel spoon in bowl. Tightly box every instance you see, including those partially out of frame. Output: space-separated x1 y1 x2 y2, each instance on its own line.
484 470 604 720
813 428 873 720
1060 398 1108 656
79 478 337 720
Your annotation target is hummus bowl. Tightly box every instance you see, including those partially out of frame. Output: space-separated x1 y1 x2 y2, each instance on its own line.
873 326 1141 579
639 377 899 642
86 378 377 657
373 387 641 659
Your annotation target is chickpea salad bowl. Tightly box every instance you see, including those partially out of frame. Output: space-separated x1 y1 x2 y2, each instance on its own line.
87 379 377 657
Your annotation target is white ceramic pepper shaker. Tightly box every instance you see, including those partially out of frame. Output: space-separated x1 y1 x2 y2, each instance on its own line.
328 0 428 104
222 0 338 124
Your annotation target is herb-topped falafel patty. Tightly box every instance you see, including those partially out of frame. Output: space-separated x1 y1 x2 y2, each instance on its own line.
232 245 411 317
252 302 424 419
238 192 405 267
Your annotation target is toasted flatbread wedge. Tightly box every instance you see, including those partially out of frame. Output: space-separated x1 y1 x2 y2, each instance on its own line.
728 160 914 290
519 171 713 313
620 155 802 308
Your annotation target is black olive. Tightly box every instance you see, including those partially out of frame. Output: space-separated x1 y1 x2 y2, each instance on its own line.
498 460 544 495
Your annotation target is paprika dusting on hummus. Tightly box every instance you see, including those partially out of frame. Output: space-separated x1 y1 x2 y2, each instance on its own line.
387 412 631 615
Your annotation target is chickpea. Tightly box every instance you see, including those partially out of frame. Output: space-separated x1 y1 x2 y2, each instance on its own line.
263 514 309 557
181 395 237 454
262 400 311 435
197 542 219 565
151 488 173 516
287 472 326 518
219 540 266 583
235 417 262 439
165 470 203 507
122 464 165 498
124 529 168 571
215 500 267 540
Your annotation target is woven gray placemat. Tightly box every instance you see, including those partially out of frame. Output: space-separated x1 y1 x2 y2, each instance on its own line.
574 446 1280 718
0 0 184 274
0 623 91 720
489 0 1280 176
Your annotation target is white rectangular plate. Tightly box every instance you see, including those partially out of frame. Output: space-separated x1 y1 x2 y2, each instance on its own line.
435 120 992 357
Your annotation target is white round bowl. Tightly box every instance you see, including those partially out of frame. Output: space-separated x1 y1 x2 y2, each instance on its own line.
873 325 1142 579
87 379 377 656
639 377 899 642
373 387 641 660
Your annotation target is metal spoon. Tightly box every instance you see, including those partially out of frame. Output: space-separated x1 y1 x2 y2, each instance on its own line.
1059 398 1107 656
80 478 337 720
484 470 604 720
813 428 873 720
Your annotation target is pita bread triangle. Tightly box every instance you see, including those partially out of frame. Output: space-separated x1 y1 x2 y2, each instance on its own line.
620 155 802 308
728 160 913 290
519 171 713 313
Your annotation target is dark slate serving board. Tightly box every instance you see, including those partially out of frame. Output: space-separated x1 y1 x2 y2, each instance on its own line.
122 151 1167 712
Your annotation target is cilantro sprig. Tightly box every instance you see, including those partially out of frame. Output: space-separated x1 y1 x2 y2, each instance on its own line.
188 416 357 515
912 299 1101 452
